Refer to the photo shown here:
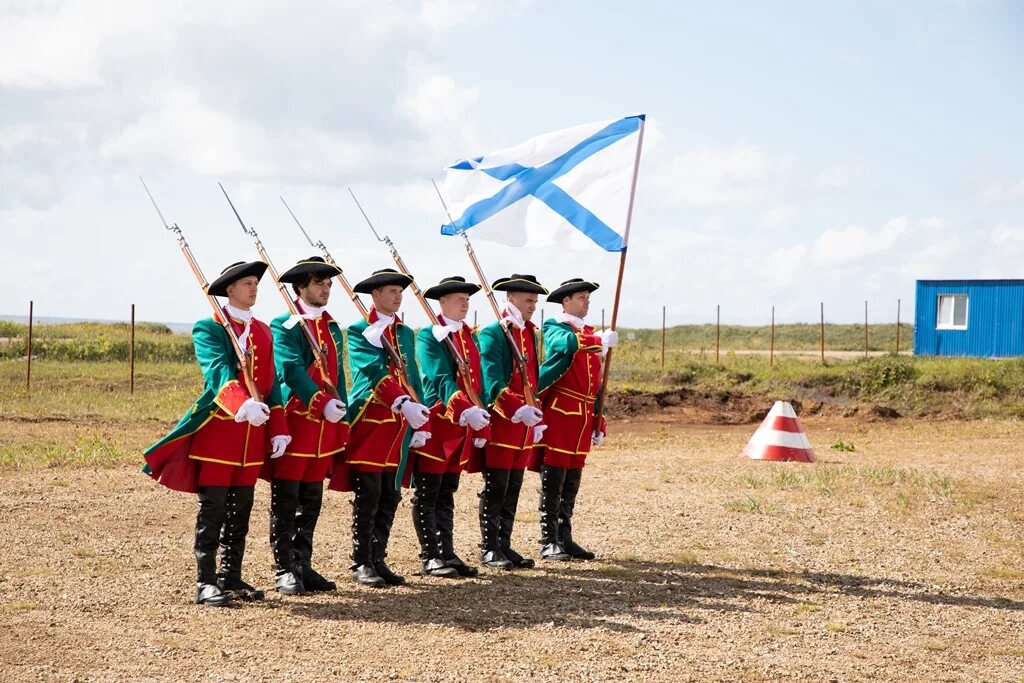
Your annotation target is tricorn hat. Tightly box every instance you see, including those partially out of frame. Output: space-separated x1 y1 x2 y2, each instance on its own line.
491 273 548 295
546 277 599 303
423 275 481 300
353 268 414 294
207 261 268 297
278 256 342 284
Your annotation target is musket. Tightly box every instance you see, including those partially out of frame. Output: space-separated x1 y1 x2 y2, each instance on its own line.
430 179 537 408
140 177 262 402
348 188 484 410
279 197 421 403
218 184 341 401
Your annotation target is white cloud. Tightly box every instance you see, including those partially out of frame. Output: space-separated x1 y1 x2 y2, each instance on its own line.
991 224 1024 244
760 205 800 228
815 163 865 190
900 237 964 279
651 144 783 207
980 178 1024 203
917 216 945 229
419 0 480 31
811 216 908 266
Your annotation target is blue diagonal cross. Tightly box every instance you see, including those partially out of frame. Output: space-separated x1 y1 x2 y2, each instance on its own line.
440 115 644 252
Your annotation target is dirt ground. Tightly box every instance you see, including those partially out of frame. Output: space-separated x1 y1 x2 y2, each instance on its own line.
2 414 1024 682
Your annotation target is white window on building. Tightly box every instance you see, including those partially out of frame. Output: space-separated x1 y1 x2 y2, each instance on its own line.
936 294 968 330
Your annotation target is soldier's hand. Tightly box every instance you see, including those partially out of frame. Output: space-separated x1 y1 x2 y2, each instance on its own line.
459 406 491 431
533 424 547 443
235 398 270 427
399 399 431 429
323 399 347 423
592 430 605 447
409 430 431 449
270 435 291 459
473 437 487 448
512 405 543 427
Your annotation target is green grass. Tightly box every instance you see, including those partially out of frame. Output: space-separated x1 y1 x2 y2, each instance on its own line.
618 322 913 353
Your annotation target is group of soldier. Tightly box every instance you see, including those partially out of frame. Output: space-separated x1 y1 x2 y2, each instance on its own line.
143 256 618 606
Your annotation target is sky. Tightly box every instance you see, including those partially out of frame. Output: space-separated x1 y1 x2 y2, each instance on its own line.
1 0 1021 328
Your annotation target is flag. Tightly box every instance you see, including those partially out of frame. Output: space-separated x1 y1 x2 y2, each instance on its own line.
439 114 645 252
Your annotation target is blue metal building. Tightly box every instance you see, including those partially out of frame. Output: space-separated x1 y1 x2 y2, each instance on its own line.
914 279 1024 357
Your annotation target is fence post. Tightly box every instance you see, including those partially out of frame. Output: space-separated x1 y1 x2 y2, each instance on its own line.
130 304 136 395
715 304 721 364
660 305 666 369
770 305 775 367
26 300 33 392
474 310 477 328
539 308 545 360
601 308 605 332
864 300 869 357
895 298 901 355
820 301 825 363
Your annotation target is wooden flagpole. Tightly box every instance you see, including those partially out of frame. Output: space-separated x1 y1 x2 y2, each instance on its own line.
594 117 646 422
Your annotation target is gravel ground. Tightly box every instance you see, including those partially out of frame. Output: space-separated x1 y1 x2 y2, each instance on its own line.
2 416 1023 682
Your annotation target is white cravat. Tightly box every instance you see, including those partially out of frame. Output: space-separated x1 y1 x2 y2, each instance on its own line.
432 314 465 342
363 311 397 349
555 311 586 330
283 300 327 330
224 304 253 352
501 300 526 331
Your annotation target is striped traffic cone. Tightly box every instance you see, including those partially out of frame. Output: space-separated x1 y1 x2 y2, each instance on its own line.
742 401 815 463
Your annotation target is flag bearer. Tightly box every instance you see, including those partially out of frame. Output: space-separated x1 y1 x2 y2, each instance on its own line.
343 268 431 587
143 261 291 605
267 256 349 595
411 276 491 577
533 278 617 561
477 274 548 569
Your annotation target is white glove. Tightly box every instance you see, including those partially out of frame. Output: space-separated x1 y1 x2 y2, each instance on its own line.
473 437 487 448
392 396 430 429
511 405 543 427
322 398 347 423
409 431 431 449
592 431 605 446
533 424 547 443
459 406 491 431
270 435 291 459
599 329 619 348
234 398 270 427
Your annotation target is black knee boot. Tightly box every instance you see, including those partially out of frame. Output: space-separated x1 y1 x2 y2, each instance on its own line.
350 471 385 587
294 480 335 591
539 465 569 561
194 486 231 606
218 485 264 600
436 471 477 576
500 469 534 568
478 468 513 569
372 470 405 586
412 472 457 577
559 468 594 560
269 478 304 595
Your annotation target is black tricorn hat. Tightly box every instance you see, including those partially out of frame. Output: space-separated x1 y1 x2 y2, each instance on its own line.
207 261 269 297
353 268 414 294
546 277 599 303
278 256 342 284
491 273 548 295
423 276 481 300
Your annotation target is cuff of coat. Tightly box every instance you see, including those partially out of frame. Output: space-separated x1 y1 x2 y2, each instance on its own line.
579 333 603 351
373 375 405 407
215 380 250 416
444 391 474 424
472 424 491 442
492 387 525 420
307 390 331 418
268 406 288 439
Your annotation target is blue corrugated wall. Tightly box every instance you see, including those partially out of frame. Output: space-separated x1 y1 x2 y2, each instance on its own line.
914 280 1024 357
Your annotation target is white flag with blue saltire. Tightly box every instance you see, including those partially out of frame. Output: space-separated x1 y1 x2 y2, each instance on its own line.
439 114 645 252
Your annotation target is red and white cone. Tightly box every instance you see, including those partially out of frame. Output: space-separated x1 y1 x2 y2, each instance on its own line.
742 401 815 463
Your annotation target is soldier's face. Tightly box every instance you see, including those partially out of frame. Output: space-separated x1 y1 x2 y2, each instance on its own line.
226 276 259 310
372 285 404 315
563 291 590 319
300 277 332 308
439 293 470 322
508 292 538 321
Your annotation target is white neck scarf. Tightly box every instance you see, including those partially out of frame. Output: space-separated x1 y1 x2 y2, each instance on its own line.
224 305 253 352
363 310 397 349
501 300 526 331
555 310 586 330
283 299 327 330
432 314 465 342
